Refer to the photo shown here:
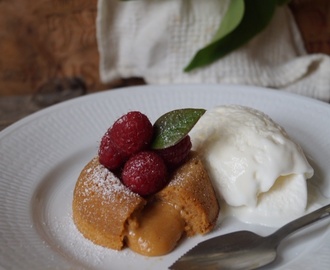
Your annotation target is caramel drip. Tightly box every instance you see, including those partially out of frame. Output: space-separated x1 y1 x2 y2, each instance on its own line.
126 201 185 256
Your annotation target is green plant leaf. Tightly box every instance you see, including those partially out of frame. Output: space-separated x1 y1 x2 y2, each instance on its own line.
151 108 206 149
184 0 277 72
210 0 245 43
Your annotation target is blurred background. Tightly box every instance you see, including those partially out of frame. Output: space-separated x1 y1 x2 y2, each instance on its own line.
0 0 329 129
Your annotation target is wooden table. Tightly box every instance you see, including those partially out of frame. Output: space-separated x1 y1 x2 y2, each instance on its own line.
0 0 329 97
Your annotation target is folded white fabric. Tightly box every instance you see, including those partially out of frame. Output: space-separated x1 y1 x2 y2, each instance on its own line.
97 0 330 102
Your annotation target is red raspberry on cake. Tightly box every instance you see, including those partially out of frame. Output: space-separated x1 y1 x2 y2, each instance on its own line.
109 111 153 156
156 135 192 169
98 111 153 170
122 151 168 196
98 131 127 170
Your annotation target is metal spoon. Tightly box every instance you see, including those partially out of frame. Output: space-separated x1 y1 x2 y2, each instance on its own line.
170 203 330 270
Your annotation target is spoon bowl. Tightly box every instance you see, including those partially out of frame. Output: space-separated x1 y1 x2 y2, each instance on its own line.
170 203 330 270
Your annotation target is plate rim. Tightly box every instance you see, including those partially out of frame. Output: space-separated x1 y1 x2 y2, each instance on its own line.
1 83 330 270
1 83 330 137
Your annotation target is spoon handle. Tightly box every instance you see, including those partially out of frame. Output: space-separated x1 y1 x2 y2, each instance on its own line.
268 203 330 246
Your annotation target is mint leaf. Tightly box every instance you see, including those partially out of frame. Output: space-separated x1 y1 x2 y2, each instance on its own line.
184 0 277 72
151 108 206 149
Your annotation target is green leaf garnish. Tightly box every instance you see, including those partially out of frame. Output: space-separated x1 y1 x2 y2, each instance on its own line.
184 0 277 72
151 108 206 149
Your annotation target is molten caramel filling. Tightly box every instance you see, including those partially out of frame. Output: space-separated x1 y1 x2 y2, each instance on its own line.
126 201 185 256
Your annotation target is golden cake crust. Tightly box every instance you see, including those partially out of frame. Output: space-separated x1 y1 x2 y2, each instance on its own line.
156 152 220 236
72 157 146 250
72 152 220 252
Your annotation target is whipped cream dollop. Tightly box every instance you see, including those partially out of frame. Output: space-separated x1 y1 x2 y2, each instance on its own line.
190 105 314 226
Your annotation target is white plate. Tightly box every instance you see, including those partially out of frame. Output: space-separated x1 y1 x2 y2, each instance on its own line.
0 84 330 270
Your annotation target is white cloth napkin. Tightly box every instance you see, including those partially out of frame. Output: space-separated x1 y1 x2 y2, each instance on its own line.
97 0 330 102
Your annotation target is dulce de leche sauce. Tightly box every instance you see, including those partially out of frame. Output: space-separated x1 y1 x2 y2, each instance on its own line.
126 201 185 256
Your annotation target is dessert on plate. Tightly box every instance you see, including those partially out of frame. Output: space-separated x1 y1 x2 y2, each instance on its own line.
72 109 220 256
72 105 314 256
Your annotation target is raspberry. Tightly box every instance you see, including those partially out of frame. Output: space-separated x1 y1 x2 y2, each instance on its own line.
109 111 153 156
156 135 192 169
122 151 168 196
98 132 127 170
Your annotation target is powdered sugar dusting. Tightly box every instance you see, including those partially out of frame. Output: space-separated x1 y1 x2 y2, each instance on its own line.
169 173 188 188
48 212 136 269
80 159 140 203
50 213 108 266
168 160 196 188
39 157 145 269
